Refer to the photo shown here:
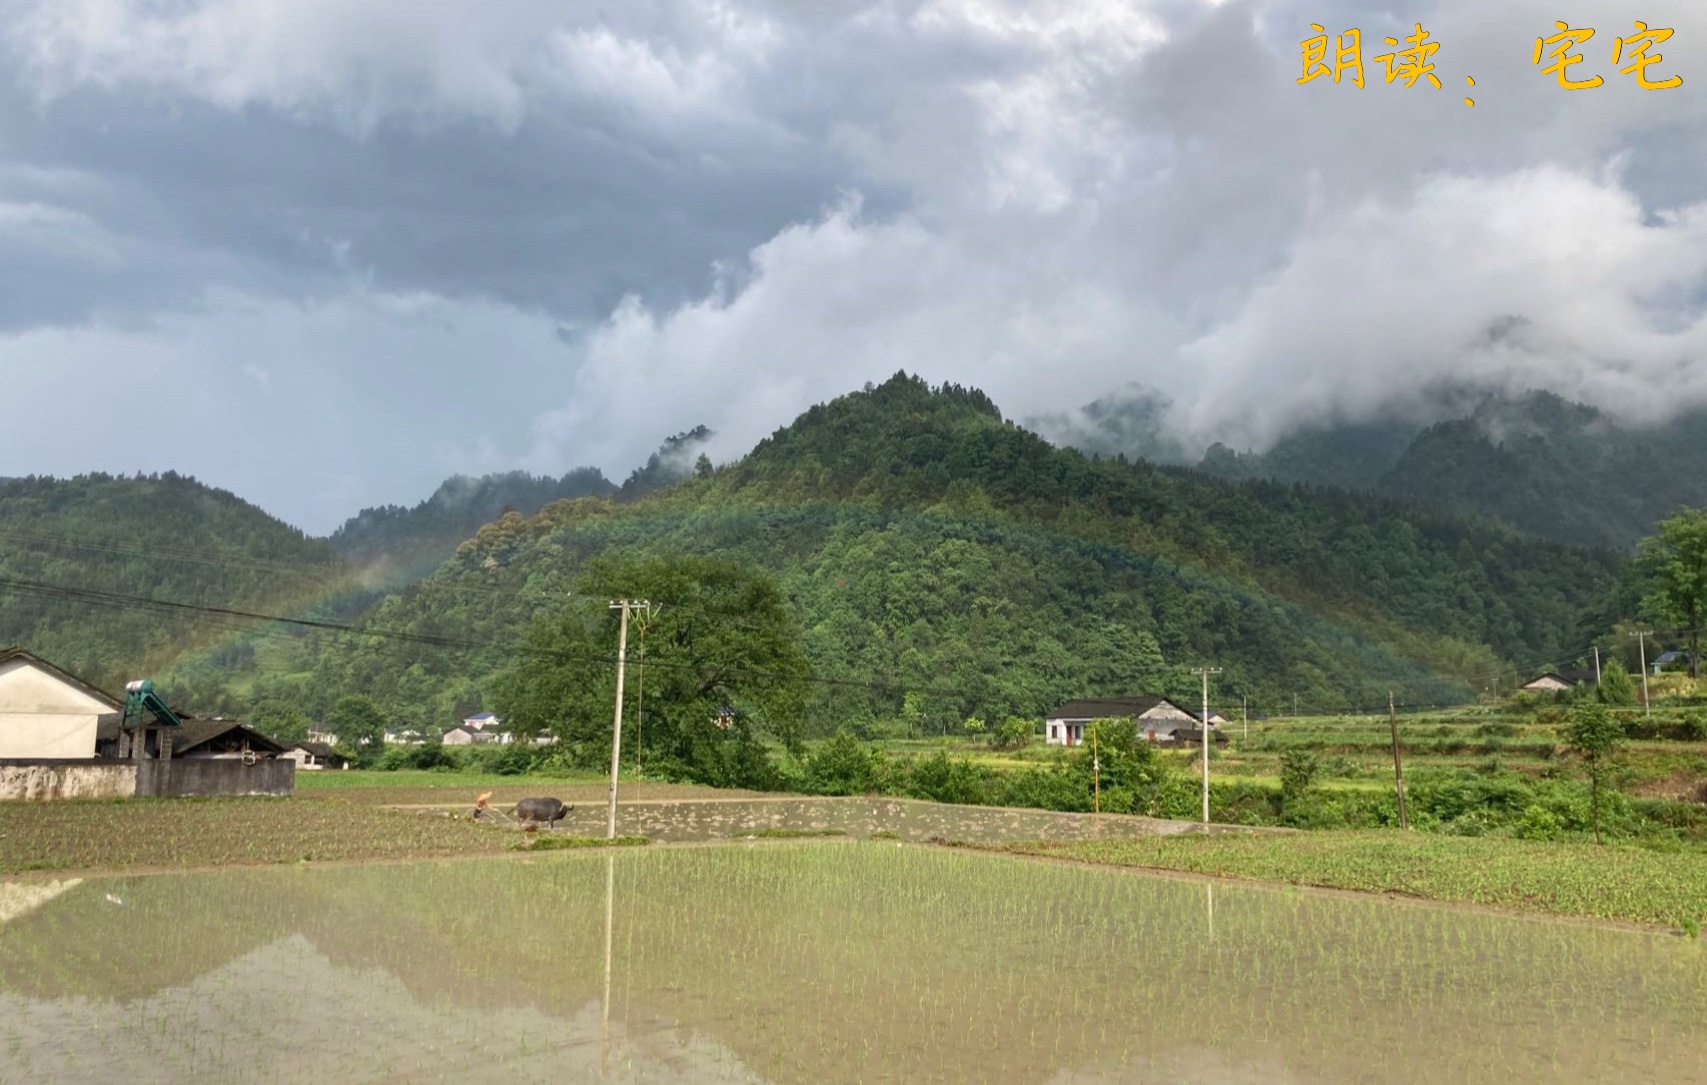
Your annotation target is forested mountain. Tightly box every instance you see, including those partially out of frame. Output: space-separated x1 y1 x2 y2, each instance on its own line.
0 472 347 691
303 374 1623 736
1193 392 1707 549
328 468 614 586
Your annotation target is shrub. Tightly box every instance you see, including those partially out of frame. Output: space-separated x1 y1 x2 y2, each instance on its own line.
803 730 885 795
991 716 1035 750
1278 750 1320 802
1515 804 1562 841
906 752 994 806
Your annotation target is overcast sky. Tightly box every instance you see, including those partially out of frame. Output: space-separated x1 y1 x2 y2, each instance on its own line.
1 0 1703 533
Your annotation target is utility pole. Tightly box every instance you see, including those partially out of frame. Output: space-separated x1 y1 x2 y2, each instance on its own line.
1242 694 1248 742
1631 630 1654 718
1091 724 1100 815
1593 645 1601 685
633 606 654 776
606 599 651 839
1197 667 1221 825
1387 690 1408 830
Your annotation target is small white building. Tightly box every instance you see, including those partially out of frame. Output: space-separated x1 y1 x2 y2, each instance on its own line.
1044 696 1204 747
0 647 122 760
281 741 348 770
442 726 498 746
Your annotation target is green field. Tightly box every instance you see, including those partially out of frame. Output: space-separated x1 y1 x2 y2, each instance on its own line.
998 831 1707 932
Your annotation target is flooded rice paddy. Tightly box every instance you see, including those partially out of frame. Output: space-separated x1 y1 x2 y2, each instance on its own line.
1 843 1703 1084
476 796 1221 843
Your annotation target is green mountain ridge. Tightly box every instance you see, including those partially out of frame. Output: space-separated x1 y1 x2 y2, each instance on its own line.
1193 391 1707 549
300 375 1622 736
0 472 347 690
329 468 617 587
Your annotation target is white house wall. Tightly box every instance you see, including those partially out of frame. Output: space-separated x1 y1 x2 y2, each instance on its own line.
0 658 111 759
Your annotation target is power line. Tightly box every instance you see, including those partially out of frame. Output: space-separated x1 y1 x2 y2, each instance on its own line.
0 575 963 699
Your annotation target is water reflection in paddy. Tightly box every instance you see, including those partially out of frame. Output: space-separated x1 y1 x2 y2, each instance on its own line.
1 844 1702 1084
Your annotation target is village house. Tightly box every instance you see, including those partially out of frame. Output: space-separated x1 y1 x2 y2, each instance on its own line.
1044 695 1214 746
2 647 294 799
1520 668 1597 693
1651 651 1696 675
281 741 349 771
441 725 497 746
0 646 122 759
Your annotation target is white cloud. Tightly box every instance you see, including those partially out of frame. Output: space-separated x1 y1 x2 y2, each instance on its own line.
0 0 778 133
3 0 1707 524
1173 164 1707 445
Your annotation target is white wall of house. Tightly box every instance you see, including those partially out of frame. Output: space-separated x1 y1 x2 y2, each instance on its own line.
0 657 112 759
442 728 474 746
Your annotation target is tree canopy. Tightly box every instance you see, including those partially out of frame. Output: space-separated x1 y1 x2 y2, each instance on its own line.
494 554 808 788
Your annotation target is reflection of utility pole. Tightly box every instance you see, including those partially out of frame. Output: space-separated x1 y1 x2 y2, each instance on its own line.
601 851 615 1076
1631 630 1654 718
1197 667 1221 825
607 600 652 839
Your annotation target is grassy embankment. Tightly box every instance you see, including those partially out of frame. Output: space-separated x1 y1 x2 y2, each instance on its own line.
993 831 1707 933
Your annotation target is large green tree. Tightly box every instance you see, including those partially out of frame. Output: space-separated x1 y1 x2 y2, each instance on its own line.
1635 508 1707 679
494 554 809 788
329 694 389 766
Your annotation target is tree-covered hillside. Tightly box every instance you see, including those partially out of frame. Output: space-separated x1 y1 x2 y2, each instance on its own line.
1196 392 1707 549
328 468 614 586
0 472 347 691
302 375 1623 736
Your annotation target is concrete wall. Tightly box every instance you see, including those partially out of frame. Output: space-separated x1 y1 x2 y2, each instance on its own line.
134 758 295 798
0 759 137 800
0 658 114 759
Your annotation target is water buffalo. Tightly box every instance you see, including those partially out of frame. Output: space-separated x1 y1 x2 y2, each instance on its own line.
514 797 573 830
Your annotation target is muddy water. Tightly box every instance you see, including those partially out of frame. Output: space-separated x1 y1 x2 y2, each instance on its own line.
0 844 1702 1084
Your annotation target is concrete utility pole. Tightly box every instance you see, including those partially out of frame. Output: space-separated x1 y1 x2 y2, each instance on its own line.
1631 630 1654 718
1593 645 1601 685
1197 667 1221 825
1242 694 1248 741
1387 690 1408 830
606 599 651 839
633 606 655 776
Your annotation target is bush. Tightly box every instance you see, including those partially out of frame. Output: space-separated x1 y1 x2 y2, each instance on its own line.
905 752 994 806
803 730 886 795
1681 713 1707 741
1279 750 1320 802
990 716 1035 750
1515 804 1562 841
995 765 1088 813
1598 660 1639 706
